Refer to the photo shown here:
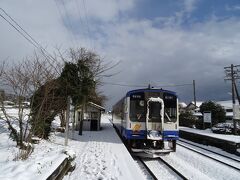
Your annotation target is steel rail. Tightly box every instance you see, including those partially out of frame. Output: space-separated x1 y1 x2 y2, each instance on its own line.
177 143 240 172
157 157 188 180
137 157 158 180
178 139 240 163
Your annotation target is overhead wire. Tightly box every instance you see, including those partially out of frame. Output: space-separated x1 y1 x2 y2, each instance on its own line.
55 0 78 46
103 82 147 88
82 0 94 50
103 82 193 88
0 13 39 49
0 7 55 61
155 83 192 88
0 7 61 75
74 0 85 47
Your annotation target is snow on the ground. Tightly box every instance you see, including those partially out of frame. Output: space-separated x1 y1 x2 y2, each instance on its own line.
3 109 240 180
142 159 179 180
179 138 240 161
180 127 240 143
62 114 146 180
163 144 240 180
177 141 240 169
0 109 69 180
0 110 146 180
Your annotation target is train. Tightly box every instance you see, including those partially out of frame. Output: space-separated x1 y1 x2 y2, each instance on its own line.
112 88 179 157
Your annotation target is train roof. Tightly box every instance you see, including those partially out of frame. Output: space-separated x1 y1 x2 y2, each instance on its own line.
126 88 177 97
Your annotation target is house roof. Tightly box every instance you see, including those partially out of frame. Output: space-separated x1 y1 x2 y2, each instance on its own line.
216 100 238 109
179 102 187 108
186 101 203 109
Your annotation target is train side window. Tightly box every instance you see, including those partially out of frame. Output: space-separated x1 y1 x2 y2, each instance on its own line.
124 98 128 113
164 108 177 122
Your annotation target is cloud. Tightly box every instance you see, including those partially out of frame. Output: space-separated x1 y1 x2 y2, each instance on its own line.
0 0 77 60
1 0 240 110
226 5 240 11
96 16 240 108
63 0 135 22
183 0 198 13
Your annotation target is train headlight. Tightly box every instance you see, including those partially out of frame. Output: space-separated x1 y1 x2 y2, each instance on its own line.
139 100 144 107
164 141 173 149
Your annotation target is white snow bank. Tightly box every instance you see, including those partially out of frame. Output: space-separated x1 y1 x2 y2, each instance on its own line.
0 116 71 180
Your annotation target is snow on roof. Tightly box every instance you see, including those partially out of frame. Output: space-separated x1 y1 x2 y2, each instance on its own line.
193 112 203 116
88 102 105 111
226 112 233 117
3 100 15 104
187 101 203 108
179 102 187 108
216 100 238 109
194 101 203 107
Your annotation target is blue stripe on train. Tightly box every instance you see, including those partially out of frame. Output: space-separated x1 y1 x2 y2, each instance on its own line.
162 130 179 140
122 128 179 140
122 129 146 139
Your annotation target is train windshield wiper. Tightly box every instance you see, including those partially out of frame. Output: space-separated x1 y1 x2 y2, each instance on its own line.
165 112 172 122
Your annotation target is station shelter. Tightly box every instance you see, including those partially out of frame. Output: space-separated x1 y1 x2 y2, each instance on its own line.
75 102 105 131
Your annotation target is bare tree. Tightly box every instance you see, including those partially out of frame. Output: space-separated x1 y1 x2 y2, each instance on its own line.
0 51 61 152
0 47 117 156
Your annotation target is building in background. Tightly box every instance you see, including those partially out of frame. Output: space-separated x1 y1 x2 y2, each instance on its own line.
185 100 238 122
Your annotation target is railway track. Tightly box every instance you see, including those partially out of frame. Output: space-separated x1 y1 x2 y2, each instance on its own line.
137 157 158 180
137 157 188 180
177 141 240 172
157 157 188 180
178 139 240 163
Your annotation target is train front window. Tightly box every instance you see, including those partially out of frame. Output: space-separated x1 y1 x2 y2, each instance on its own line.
163 93 177 123
130 100 145 122
148 102 162 122
164 108 177 122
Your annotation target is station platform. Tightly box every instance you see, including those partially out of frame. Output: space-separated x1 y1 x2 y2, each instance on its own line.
63 114 146 180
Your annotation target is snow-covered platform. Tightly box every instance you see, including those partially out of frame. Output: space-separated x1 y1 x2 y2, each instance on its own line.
0 112 147 180
179 127 240 155
63 114 146 180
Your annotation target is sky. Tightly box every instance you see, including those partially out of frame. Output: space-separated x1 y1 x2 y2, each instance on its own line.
1 0 240 110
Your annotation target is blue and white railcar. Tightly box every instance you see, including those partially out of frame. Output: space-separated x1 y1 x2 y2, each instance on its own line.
112 88 179 157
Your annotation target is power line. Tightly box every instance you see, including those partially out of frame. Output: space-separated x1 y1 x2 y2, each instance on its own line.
0 7 55 61
82 0 94 50
0 7 61 74
155 83 192 88
103 82 146 87
75 0 91 45
103 82 192 88
0 12 39 49
56 0 78 46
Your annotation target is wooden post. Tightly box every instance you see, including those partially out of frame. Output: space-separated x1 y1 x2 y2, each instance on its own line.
65 96 70 146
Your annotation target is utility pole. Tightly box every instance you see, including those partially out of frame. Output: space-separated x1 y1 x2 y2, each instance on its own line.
65 96 71 146
224 64 240 135
148 84 151 89
193 80 196 108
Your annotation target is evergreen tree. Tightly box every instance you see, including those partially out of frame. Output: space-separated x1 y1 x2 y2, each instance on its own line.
200 101 226 125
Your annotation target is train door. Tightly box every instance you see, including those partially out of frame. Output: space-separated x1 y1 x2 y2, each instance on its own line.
163 94 178 133
146 97 164 140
